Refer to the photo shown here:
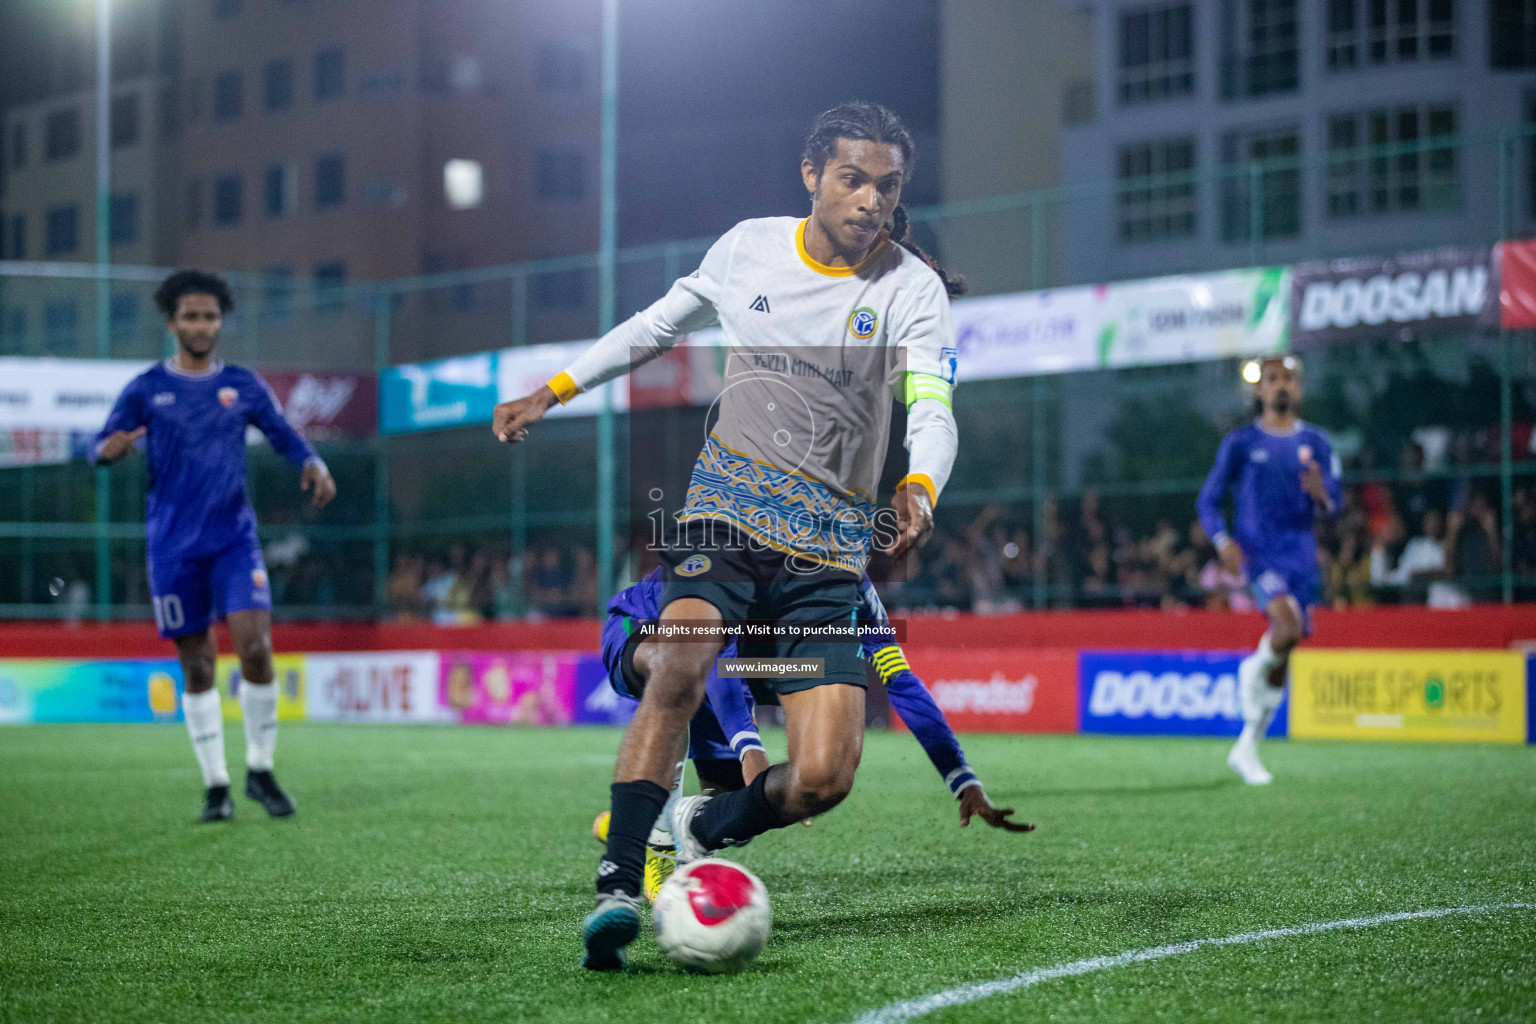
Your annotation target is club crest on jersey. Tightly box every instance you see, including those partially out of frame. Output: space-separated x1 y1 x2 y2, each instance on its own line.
848 306 879 339
1298 444 1313 463
675 554 711 577
218 387 238 408
252 568 269 589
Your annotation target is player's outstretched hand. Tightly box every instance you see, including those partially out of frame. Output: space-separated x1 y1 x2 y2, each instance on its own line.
884 482 934 560
959 785 1035 833
492 386 558 443
97 427 146 463
301 462 337 508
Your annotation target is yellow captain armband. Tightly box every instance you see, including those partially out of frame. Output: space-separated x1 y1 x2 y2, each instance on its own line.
871 645 911 685
901 372 953 409
546 371 580 405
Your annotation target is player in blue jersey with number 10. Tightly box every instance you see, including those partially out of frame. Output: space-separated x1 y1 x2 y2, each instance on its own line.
95 271 337 823
1197 355 1340 786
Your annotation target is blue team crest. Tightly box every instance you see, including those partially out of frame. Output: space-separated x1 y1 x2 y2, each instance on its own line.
675 554 711 577
848 307 879 339
940 346 958 384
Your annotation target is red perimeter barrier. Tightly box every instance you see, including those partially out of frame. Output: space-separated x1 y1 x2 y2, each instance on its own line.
1 605 1532 659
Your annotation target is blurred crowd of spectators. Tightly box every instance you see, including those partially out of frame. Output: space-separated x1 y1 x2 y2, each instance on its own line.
378 477 1534 623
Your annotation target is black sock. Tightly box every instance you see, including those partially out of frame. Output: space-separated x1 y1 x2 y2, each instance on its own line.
598 779 669 898
691 766 792 850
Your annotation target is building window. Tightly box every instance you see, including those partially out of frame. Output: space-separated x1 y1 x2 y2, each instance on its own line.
536 149 586 201
108 193 141 246
158 83 180 139
1117 138 1198 242
45 301 80 353
314 47 345 100
213 173 244 225
1493 0 1536 67
314 154 346 208
1327 0 1454 70
264 59 294 112
1220 0 1298 98
6 215 24 259
186 178 204 227
109 293 139 339
45 206 79 255
538 269 587 310
1221 128 1301 241
8 122 24 168
264 163 297 218
110 93 140 147
213 0 243 19
1118 3 1195 105
261 266 294 319
538 38 589 93
214 70 243 120
314 261 346 312
2 308 26 351
45 107 81 161
1326 104 1459 216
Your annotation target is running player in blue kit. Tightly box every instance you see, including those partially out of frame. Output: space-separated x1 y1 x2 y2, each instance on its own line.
95 271 337 822
1197 355 1339 785
593 567 1030 901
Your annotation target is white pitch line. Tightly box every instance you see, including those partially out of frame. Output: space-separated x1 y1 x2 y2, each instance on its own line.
844 902 1534 1024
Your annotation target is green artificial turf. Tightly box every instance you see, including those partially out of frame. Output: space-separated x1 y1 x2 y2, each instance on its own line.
1 725 1533 1023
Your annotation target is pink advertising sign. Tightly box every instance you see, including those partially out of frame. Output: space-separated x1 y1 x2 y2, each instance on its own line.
438 651 577 726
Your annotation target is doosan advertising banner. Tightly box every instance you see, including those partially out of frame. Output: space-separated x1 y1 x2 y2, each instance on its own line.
1078 650 1287 738
1290 247 1494 345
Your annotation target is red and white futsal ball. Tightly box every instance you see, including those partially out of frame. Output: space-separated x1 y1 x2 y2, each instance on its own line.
653 860 772 973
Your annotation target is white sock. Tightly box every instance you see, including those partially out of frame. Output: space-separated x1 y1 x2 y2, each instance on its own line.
183 688 229 788
1252 632 1281 675
239 679 279 772
649 753 687 847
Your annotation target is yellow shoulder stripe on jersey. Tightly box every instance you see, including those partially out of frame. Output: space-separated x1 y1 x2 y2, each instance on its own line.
896 474 937 507
796 219 889 278
901 372 953 409
871 645 911 684
547 371 580 405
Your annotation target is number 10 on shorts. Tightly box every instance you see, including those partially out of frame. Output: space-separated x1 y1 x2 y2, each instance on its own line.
153 594 185 632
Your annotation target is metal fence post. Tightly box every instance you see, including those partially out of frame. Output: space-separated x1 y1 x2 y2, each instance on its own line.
511 269 527 349
371 287 392 615
1248 160 1263 267
1029 192 1047 290
510 443 527 618
1031 375 1048 610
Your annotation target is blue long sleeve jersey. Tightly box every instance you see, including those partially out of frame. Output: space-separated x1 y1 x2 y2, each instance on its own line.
1196 420 1341 575
608 569 980 797
93 360 319 563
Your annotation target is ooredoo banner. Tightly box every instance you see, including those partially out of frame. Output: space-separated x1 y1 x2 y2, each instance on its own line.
898 648 1078 733
1078 650 1286 738
438 651 577 726
1287 649 1527 744
1290 247 1494 345
305 652 449 723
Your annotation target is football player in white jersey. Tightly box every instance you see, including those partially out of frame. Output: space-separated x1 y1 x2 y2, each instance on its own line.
493 102 968 970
